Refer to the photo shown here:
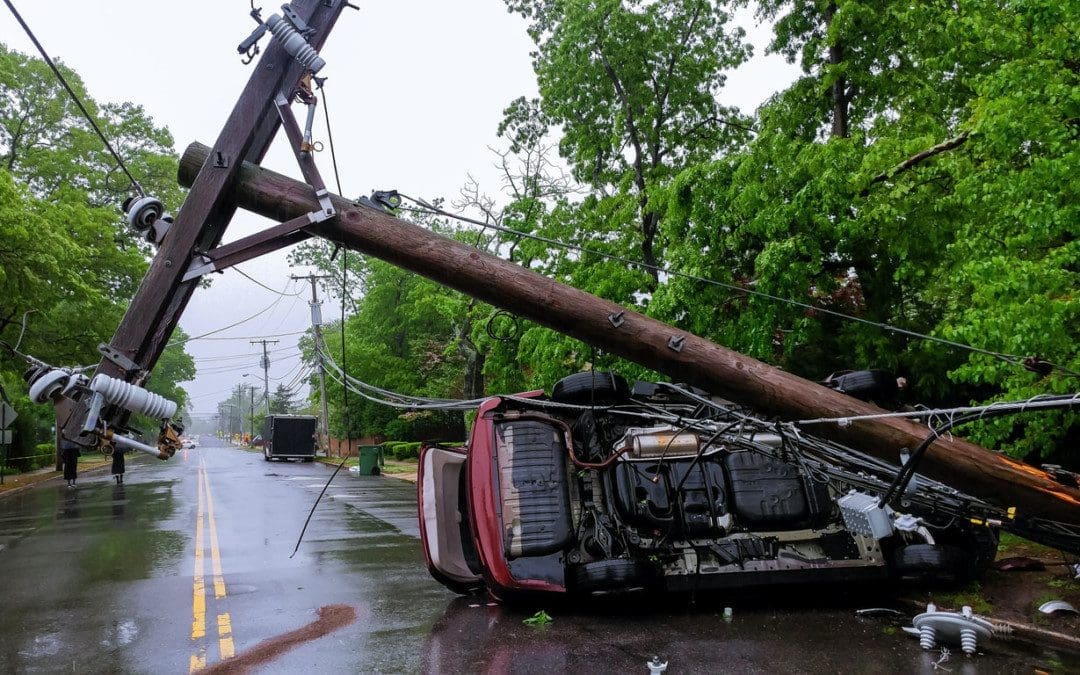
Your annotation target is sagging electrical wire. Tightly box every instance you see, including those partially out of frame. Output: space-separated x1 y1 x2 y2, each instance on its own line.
796 393 1080 428
3 0 144 197
167 295 287 346
291 80 348 560
398 194 1079 380
878 395 1080 508
234 268 304 297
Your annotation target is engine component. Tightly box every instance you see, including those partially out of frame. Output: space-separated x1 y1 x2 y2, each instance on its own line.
838 491 895 539
89 374 177 420
612 457 729 536
724 451 814 529
615 426 700 459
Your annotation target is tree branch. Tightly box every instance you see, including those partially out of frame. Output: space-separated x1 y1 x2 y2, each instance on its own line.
860 132 969 197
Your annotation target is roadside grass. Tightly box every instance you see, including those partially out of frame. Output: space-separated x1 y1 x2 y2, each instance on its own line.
313 455 418 475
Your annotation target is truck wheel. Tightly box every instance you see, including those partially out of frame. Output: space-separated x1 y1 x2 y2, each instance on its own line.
569 559 651 594
263 450 270 461
552 372 629 405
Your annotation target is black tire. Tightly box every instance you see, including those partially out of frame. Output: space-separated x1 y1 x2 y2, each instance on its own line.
551 372 629 406
889 544 968 582
824 370 897 402
370 466 381 476
569 559 651 594
935 526 999 580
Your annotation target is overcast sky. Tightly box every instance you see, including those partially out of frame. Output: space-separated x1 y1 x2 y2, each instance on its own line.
1 1 797 418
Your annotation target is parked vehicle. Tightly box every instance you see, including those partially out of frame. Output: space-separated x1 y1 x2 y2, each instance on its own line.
263 415 317 462
419 372 1001 599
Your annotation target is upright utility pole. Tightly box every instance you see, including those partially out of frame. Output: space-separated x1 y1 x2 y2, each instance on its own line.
292 273 331 454
251 339 278 413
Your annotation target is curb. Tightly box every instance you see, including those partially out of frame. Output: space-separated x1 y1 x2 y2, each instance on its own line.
0 460 112 500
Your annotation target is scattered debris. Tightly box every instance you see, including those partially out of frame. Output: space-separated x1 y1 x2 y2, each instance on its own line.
909 603 994 656
995 556 1046 572
522 610 553 627
1037 600 1079 616
855 607 905 618
932 647 952 671
647 656 668 675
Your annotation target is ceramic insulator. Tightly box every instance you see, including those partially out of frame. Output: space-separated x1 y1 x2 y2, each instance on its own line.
960 628 977 655
90 374 177 419
919 625 936 651
265 14 325 73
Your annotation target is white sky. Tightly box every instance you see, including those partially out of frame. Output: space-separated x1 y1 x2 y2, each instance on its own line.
1 1 797 417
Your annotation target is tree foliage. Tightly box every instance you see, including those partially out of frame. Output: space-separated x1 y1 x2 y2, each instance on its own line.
0 44 192 459
285 2 1076 464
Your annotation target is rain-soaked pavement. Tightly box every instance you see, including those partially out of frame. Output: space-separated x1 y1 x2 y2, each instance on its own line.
0 438 1077 674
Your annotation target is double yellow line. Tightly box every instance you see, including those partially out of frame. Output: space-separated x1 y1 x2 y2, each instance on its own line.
190 456 235 672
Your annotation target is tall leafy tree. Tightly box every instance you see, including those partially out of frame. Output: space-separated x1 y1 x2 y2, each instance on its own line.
0 44 193 461
505 0 751 286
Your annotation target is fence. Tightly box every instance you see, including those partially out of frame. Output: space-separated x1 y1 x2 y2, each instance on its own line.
327 436 385 458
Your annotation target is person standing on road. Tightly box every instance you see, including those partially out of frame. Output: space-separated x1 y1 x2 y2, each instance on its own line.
60 439 80 488
111 447 125 484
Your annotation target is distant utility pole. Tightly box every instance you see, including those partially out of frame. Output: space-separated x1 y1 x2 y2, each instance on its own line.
291 273 331 455
250 339 279 414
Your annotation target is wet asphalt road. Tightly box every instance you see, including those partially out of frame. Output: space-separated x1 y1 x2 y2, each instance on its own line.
0 438 1076 674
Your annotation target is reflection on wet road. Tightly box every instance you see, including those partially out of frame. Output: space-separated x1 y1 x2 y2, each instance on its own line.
0 441 1076 673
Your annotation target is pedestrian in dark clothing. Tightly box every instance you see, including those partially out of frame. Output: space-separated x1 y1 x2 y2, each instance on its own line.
111 448 125 484
60 441 80 488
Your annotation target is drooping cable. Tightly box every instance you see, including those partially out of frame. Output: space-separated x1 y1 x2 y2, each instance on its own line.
399 195 1078 379
234 268 304 297
291 82 349 559
167 295 286 346
2 0 144 196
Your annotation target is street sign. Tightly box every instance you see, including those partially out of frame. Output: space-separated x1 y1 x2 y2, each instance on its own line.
0 402 15 430
0 430 11 445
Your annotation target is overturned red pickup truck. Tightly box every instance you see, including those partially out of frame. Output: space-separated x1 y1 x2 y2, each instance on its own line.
418 373 1002 599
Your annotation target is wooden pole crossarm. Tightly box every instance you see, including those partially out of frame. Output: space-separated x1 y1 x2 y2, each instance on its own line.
182 214 320 282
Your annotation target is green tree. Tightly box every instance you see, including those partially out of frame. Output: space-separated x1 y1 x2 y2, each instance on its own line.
658 0 1078 459
0 44 193 460
269 383 298 415
505 0 751 286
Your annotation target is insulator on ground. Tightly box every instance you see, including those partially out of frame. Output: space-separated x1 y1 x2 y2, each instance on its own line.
919 625 936 650
959 628 978 655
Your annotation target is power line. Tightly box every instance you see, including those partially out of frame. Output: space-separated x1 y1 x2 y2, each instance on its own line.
234 268 304 297
180 330 308 343
168 295 287 346
399 195 1078 379
2 0 143 196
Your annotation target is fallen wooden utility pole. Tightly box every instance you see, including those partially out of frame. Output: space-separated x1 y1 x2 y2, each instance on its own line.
179 142 1080 525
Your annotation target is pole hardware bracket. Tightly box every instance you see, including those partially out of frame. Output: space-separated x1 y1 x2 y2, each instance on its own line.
608 311 626 328
667 335 686 353
356 190 402 213
97 344 143 378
